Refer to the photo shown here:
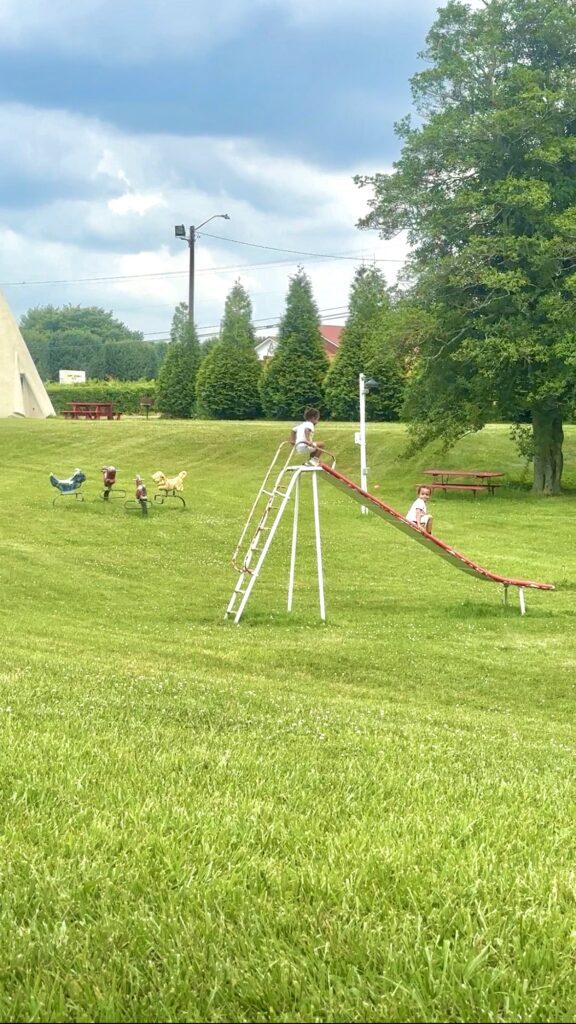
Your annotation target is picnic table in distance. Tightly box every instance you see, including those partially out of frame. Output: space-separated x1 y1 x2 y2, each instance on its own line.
62 401 121 420
418 468 504 496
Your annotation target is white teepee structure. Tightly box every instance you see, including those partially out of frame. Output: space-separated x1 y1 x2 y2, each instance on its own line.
0 289 55 418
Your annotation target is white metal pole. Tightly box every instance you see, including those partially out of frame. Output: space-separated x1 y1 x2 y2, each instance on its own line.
287 472 300 611
359 373 368 514
312 469 326 621
519 587 526 616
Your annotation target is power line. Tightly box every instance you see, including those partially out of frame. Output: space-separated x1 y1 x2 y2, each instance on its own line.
141 306 350 338
0 250 399 290
0 259 286 288
0 270 186 287
200 231 405 263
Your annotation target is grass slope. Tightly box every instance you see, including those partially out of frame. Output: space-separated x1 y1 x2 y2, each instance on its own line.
0 418 574 1023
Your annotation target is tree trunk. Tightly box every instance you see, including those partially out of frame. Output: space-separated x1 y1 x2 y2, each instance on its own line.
532 409 563 494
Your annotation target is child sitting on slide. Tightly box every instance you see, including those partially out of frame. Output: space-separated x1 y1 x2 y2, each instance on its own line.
406 485 433 534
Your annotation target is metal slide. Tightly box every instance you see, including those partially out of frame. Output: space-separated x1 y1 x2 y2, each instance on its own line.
320 463 555 594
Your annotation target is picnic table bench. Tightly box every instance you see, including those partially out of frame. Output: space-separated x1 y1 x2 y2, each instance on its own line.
418 469 504 496
62 402 121 420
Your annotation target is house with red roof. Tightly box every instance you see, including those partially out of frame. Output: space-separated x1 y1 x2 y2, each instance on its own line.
255 324 344 362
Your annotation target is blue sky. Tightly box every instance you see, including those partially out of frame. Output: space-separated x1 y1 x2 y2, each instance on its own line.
0 0 458 340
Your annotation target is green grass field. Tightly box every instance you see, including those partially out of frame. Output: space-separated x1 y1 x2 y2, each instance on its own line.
0 417 574 1023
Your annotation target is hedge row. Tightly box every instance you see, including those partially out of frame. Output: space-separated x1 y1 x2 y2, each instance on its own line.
46 381 156 415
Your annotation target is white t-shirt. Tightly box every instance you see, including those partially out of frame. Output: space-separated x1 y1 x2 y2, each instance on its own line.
406 496 427 523
293 420 315 450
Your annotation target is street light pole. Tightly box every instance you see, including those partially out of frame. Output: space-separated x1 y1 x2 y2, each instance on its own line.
356 373 379 514
359 373 368 514
174 214 230 326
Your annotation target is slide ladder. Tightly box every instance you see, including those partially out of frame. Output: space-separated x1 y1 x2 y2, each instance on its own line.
226 443 298 621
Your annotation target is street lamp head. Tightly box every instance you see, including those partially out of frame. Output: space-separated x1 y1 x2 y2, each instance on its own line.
195 212 231 231
365 378 379 392
174 224 186 238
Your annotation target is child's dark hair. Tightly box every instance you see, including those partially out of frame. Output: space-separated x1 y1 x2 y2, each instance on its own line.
304 406 320 421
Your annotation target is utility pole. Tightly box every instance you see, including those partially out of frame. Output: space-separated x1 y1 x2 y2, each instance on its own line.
174 214 230 326
188 225 195 326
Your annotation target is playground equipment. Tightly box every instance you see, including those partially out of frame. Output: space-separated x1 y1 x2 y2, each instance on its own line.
225 455 555 623
49 468 86 507
124 475 151 515
226 443 334 622
100 465 126 501
151 470 187 509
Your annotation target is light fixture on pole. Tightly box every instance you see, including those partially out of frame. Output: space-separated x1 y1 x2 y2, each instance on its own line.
355 373 379 514
174 213 230 325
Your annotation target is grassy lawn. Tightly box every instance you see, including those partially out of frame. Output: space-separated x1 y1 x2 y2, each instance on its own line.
0 417 574 1023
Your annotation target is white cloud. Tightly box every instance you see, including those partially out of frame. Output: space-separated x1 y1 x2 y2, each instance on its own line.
0 101 408 339
108 192 166 216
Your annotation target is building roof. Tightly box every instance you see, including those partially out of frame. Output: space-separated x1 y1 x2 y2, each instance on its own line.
255 324 344 361
319 325 344 348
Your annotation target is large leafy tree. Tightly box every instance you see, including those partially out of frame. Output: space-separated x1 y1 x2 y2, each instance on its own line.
260 268 328 419
21 305 144 381
156 302 201 418
195 282 261 419
103 340 165 381
357 0 576 493
325 265 403 421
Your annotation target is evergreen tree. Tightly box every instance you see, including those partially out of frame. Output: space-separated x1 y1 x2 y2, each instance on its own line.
367 298 435 423
325 265 403 421
260 268 328 419
363 329 407 423
195 282 262 419
199 336 220 361
156 303 201 418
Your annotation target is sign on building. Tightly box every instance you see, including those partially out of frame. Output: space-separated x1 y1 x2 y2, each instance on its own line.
59 370 86 384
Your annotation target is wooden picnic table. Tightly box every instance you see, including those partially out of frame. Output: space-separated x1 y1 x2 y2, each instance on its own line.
420 468 504 496
62 402 121 420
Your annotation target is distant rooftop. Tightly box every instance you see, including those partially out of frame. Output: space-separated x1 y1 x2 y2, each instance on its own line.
255 324 344 361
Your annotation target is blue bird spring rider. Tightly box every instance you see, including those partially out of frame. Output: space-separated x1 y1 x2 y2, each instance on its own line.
49 469 86 507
